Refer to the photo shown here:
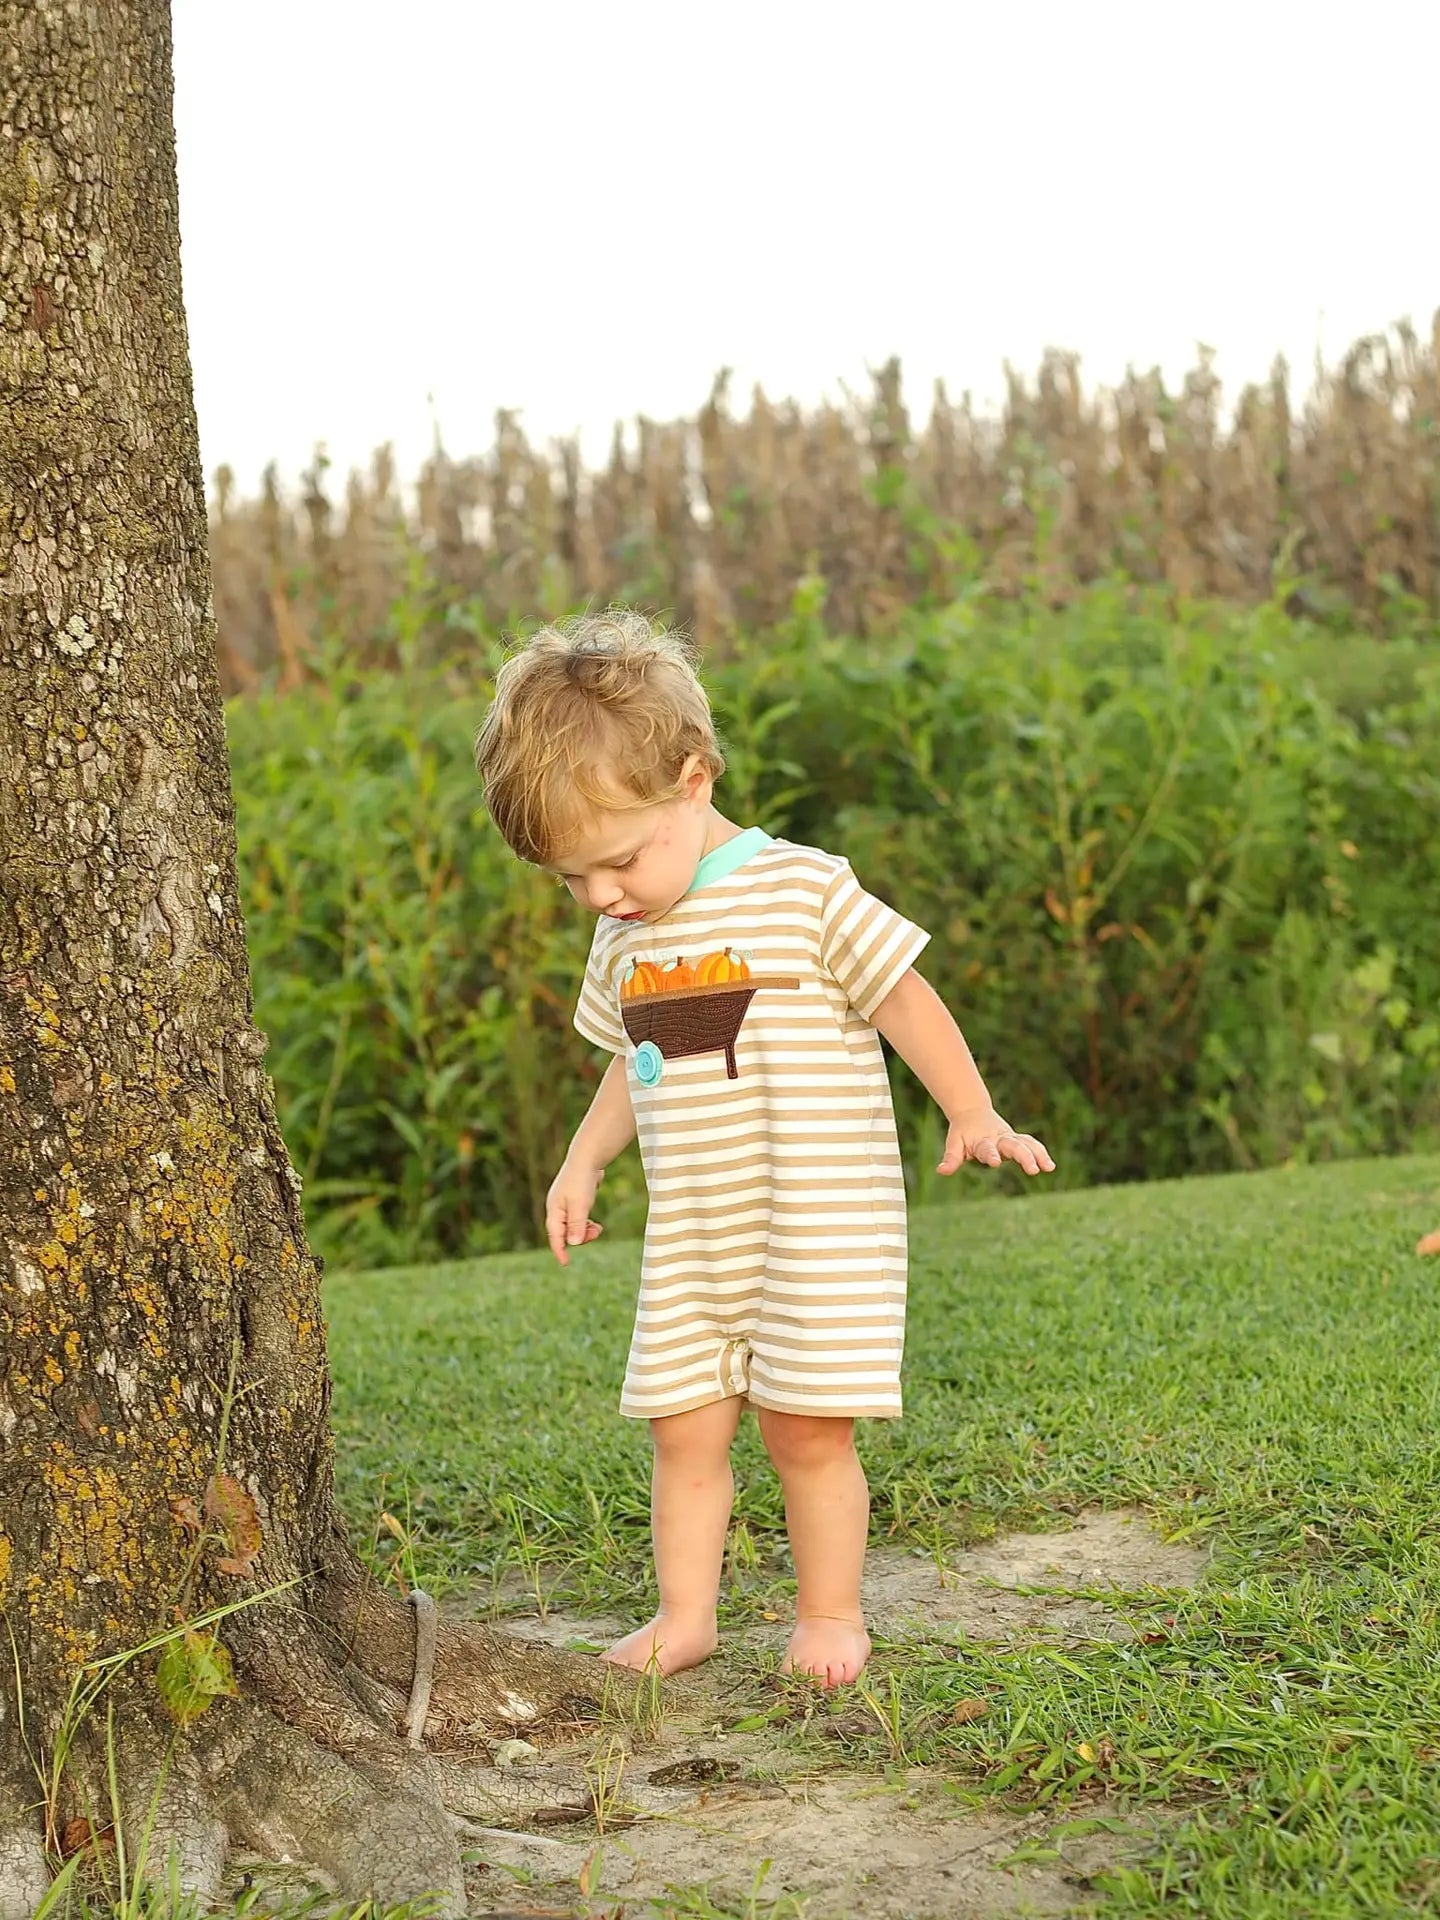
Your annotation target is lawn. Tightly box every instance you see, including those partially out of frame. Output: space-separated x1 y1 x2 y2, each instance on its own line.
326 1154 1440 1918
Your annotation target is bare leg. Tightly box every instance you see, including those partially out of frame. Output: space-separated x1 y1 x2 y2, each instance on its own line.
603 1396 744 1676
757 1409 872 1687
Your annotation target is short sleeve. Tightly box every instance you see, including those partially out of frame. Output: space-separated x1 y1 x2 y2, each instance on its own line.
573 923 627 1054
818 861 931 1022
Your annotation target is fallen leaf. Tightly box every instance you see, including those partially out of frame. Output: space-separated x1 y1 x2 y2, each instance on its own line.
1416 1229 1440 1257
59 1817 114 1859
951 1698 991 1724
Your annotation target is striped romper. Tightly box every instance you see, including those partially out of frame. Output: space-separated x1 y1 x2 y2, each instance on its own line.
573 828 930 1421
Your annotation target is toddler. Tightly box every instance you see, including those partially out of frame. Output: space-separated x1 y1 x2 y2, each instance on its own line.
474 610 1054 1687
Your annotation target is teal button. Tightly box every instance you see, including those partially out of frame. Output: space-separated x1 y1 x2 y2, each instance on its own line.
634 1041 663 1086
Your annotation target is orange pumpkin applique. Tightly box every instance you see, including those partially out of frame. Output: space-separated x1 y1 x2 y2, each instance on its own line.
660 955 696 991
696 948 752 986
620 959 666 999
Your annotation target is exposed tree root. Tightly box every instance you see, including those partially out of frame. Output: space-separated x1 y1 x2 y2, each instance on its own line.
419 1751 592 1825
0 1815 50 1920
1 1572 622 1914
0 1713 50 1920
311 1551 610 1735
212 1703 467 1915
1 1685 597 1918
110 1727 228 1907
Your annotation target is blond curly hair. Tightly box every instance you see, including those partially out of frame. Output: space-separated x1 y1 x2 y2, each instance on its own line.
473 609 727 864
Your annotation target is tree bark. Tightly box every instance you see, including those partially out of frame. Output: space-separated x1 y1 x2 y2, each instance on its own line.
0 6 599 1909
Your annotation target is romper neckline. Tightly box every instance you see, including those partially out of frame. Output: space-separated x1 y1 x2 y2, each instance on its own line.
686 825 773 896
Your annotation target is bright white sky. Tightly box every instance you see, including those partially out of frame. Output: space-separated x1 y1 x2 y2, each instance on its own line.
171 0 1439 497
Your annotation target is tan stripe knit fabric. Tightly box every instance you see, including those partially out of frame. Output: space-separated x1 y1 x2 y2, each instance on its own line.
574 836 930 1419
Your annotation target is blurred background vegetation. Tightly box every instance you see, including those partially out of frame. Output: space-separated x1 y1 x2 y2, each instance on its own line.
218 327 1440 1272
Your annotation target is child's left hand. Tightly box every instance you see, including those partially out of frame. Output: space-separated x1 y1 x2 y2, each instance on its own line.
938 1108 1055 1177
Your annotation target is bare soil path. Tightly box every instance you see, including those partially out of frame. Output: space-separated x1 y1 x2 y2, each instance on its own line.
407 1508 1210 1919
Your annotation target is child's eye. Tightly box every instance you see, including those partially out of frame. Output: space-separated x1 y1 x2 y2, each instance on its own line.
553 852 640 887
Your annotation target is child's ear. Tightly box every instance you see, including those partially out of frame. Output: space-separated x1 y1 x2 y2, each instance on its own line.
681 754 711 803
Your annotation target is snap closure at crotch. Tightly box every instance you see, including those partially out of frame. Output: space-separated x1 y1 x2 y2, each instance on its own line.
716 1336 751 1398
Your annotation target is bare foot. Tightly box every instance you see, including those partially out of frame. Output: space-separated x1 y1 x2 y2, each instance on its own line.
782 1614 871 1688
601 1614 719 1677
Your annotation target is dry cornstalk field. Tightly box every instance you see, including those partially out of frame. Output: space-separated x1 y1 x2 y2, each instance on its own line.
209 318 1440 695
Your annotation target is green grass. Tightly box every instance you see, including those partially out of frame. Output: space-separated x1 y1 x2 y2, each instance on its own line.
327 1154 1440 1918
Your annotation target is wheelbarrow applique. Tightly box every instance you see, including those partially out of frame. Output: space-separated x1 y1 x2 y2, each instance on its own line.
619 950 798 1085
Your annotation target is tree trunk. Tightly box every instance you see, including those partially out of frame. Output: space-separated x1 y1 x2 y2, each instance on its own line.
0 6 599 1909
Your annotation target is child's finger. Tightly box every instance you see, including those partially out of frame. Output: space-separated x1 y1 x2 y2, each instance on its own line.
547 1206 570 1264
1000 1132 1055 1175
565 1208 609 1247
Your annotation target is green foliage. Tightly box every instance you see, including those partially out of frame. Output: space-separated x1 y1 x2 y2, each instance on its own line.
225 579 1440 1269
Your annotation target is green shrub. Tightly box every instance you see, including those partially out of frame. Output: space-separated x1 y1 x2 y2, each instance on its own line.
226 581 1440 1270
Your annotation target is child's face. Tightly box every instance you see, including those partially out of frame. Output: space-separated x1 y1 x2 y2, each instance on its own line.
547 760 713 925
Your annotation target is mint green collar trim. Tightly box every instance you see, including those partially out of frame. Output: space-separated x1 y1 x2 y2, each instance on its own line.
688 826 773 895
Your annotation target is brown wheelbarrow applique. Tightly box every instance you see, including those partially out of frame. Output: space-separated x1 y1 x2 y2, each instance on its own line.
620 950 798 1084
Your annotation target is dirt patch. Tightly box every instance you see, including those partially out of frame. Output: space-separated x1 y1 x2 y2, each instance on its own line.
495 1505 1210 1656
862 1506 1210 1647
453 1507 1206 1917
462 1777 1175 1918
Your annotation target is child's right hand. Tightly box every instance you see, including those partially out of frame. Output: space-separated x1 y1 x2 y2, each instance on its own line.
546 1155 605 1265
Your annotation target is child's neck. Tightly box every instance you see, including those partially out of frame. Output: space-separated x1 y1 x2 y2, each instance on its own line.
698 810 745 861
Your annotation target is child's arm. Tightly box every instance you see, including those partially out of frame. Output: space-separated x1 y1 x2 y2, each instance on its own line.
869 968 1055 1177
547 1055 637 1264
